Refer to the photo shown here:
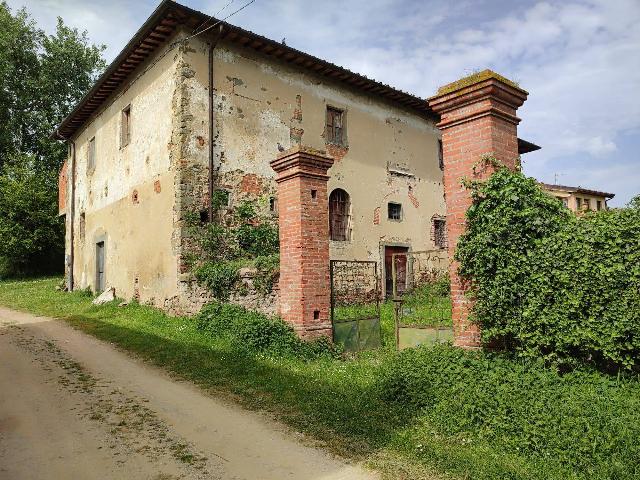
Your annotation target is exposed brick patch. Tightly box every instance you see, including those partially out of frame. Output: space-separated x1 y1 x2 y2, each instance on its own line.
325 143 349 162
373 206 380 225
239 173 263 195
408 187 420 208
270 145 334 340
289 126 304 145
154 180 161 193
428 73 528 349
292 94 302 122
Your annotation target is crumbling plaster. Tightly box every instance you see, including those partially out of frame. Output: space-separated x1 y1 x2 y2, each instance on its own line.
65 32 185 307
187 36 447 266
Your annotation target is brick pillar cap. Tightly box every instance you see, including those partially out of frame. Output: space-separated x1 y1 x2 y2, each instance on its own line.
270 145 334 179
428 69 527 114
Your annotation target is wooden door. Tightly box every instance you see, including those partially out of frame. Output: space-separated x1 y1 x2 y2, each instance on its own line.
384 246 408 297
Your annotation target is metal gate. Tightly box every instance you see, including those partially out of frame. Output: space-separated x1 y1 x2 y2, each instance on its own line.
330 260 382 352
392 250 453 349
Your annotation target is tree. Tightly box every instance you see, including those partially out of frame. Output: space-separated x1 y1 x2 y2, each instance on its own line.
0 159 62 275
0 2 105 276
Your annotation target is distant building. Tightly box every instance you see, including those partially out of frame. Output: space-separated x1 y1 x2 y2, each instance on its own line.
540 183 614 212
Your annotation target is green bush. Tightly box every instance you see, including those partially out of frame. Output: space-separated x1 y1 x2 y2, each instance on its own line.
253 254 280 294
456 168 640 371
194 261 242 300
378 344 640 478
196 301 339 360
235 223 279 257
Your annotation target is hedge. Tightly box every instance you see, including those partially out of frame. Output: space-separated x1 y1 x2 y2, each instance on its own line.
456 168 640 372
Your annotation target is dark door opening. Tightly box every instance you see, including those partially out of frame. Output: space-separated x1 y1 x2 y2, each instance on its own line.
384 246 408 297
96 241 105 293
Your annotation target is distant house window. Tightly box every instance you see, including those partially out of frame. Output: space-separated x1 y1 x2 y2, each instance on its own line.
269 196 278 214
87 137 96 172
438 139 444 170
433 218 446 249
388 202 402 221
121 104 131 147
326 107 345 145
562 198 569 208
329 188 350 241
576 197 582 210
597 200 602 211
584 198 591 211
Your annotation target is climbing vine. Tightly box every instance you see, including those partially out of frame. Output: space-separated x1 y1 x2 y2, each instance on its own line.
456 166 640 372
186 195 279 301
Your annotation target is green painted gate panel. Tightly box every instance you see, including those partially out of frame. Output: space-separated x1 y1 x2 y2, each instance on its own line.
330 260 382 352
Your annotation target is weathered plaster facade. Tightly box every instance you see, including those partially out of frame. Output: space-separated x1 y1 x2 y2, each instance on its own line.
189 36 447 293
58 4 447 316
539 183 614 212
62 37 184 308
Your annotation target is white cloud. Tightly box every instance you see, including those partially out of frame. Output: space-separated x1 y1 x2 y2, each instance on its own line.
9 0 640 203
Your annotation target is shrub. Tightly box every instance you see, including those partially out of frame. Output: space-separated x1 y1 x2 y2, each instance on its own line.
378 344 640 477
235 223 279 257
456 168 640 371
194 260 242 300
253 254 280 294
196 301 339 360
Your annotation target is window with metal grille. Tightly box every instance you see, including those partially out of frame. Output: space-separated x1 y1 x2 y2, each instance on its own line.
388 202 402 221
434 219 446 248
329 188 350 241
326 107 345 145
87 137 96 172
438 139 444 170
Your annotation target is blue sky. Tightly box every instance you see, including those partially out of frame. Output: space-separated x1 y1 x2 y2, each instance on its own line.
10 0 640 206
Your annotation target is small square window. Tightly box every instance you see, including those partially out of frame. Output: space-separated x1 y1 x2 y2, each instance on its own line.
388 202 402 221
326 107 345 145
121 104 131 147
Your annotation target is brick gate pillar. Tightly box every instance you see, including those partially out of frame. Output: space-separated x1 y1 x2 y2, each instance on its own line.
428 70 528 348
270 146 334 339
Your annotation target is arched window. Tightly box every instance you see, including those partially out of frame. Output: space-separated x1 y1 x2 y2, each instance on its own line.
329 188 350 241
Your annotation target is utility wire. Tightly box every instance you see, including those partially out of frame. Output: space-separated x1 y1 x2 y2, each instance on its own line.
183 0 256 43
192 0 237 35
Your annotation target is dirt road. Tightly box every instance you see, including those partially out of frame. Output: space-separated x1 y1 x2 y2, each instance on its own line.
0 307 378 480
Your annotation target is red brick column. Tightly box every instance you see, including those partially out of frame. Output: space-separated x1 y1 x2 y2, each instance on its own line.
428 70 528 348
270 146 334 339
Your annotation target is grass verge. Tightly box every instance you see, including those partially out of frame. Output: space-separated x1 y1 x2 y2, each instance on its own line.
1 277 639 480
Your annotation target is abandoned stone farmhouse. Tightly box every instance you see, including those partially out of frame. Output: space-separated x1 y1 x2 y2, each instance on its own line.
56 1 538 342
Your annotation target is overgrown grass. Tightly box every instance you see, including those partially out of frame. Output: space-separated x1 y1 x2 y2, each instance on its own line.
1 277 639 480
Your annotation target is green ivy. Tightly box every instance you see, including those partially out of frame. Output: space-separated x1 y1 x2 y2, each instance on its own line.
456 167 640 372
189 199 280 300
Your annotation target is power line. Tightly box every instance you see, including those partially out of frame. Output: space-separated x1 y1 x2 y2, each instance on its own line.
183 0 256 43
192 0 237 35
